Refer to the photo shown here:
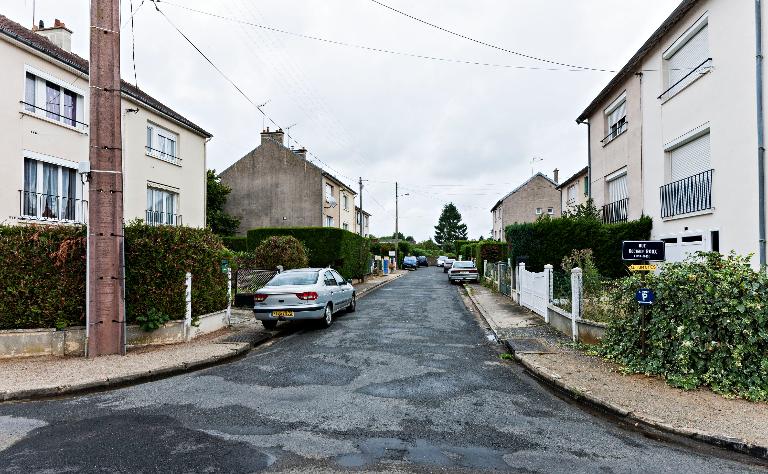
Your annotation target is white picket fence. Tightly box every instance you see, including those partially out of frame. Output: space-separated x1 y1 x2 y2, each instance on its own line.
517 263 553 321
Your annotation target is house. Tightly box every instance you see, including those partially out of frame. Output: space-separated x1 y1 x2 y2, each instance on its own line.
491 172 561 242
576 0 767 266
356 206 371 237
0 15 211 228
220 129 357 235
557 166 590 214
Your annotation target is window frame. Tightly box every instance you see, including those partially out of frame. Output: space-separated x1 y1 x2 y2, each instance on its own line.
21 153 83 222
146 122 181 166
23 66 86 132
602 92 627 145
535 208 543 215
146 186 180 226
660 13 711 101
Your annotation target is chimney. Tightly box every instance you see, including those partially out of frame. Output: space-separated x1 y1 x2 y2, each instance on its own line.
293 148 307 160
35 19 73 52
553 168 559 184
260 127 285 147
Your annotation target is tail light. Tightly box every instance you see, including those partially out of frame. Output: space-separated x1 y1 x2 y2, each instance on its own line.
254 293 268 302
467 269 478 273
296 291 319 301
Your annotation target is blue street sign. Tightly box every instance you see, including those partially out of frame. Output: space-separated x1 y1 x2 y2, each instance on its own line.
636 289 655 305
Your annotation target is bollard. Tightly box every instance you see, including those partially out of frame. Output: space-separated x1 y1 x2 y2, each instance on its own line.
185 272 192 341
226 268 232 327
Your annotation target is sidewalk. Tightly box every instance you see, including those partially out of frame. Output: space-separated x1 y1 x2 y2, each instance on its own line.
0 270 407 403
464 283 768 460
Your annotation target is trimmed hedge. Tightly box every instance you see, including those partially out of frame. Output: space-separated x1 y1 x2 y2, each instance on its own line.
475 241 507 276
505 216 652 278
453 240 475 256
247 227 370 279
222 236 247 252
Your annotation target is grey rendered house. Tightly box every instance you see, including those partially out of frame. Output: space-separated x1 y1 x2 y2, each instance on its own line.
491 173 561 242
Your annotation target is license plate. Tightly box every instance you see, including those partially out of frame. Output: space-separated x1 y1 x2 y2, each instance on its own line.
271 311 294 318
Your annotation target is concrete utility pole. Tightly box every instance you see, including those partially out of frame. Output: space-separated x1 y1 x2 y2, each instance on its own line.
88 0 125 356
395 182 399 268
358 177 364 236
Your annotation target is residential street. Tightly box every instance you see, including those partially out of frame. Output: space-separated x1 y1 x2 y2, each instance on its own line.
0 269 763 473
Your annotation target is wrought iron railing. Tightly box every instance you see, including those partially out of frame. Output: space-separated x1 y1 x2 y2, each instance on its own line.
658 58 713 100
20 101 89 129
145 146 181 165
602 198 628 224
145 210 182 226
601 119 628 145
660 169 713 218
19 190 87 223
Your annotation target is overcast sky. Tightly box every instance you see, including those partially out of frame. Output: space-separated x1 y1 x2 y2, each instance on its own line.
6 0 679 241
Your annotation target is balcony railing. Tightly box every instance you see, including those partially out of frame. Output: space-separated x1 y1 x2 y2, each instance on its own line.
602 198 628 224
601 119 628 145
19 190 87 223
146 210 182 227
660 169 713 218
146 146 182 165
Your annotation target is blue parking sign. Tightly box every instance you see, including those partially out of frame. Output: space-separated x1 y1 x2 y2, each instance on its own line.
636 289 655 305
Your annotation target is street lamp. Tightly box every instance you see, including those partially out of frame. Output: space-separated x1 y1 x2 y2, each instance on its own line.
395 182 409 269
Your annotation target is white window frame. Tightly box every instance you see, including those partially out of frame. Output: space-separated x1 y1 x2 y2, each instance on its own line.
547 207 555 215
535 208 543 215
22 65 86 132
567 184 577 204
325 215 334 227
342 194 349 211
146 186 180 226
21 151 83 223
146 122 180 165
603 92 627 145
661 13 711 101
343 223 349 231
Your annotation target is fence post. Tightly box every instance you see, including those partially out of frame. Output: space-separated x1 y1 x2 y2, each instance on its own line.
226 267 232 327
544 264 553 323
570 267 583 342
483 260 488 280
185 272 192 341
518 263 525 305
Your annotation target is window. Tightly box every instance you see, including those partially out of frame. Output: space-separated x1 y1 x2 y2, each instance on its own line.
607 174 628 203
567 185 577 204
604 94 627 144
146 187 179 226
325 215 334 227
331 270 346 285
22 158 80 222
670 133 711 182
146 123 179 164
535 208 543 215
23 71 83 129
343 223 349 231
342 194 349 210
325 183 333 199
24 73 35 112
663 16 710 99
547 207 554 215
323 271 336 286
583 176 589 196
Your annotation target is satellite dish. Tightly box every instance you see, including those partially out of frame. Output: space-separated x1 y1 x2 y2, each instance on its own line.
326 196 338 208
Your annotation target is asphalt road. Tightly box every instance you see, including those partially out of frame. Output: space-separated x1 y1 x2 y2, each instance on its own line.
0 268 764 473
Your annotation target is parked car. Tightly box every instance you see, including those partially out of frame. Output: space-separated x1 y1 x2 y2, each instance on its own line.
437 256 448 267
416 256 429 267
448 261 479 283
253 268 355 330
402 256 419 270
442 258 455 273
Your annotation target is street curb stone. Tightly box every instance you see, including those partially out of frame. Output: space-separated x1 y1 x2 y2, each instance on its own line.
463 284 768 461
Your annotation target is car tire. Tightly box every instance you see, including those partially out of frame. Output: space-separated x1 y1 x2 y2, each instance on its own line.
347 294 357 313
262 320 278 330
319 304 333 328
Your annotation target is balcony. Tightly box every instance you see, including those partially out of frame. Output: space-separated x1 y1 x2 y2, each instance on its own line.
602 198 628 224
660 170 713 219
145 146 182 166
146 210 183 227
19 190 87 224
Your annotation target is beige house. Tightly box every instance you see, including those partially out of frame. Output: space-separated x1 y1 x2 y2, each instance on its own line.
557 167 590 214
355 206 371 237
491 173 561 242
577 0 768 267
220 129 357 235
0 15 211 228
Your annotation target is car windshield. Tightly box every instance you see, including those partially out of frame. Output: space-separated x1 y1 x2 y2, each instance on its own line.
266 271 318 286
438 256 447 260
404 257 417 262
452 261 474 268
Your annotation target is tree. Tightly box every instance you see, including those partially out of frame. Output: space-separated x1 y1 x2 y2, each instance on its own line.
433 203 468 251
206 170 240 236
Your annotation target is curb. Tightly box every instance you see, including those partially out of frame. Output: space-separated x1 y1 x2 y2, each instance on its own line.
355 271 407 299
463 284 768 461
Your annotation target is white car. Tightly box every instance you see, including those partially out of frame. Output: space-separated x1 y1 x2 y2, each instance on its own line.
437 256 448 267
448 261 480 283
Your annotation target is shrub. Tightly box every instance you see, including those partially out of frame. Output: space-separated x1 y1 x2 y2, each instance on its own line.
251 236 308 270
474 241 507 276
247 227 370 279
599 252 768 401
453 240 475 256
222 236 247 252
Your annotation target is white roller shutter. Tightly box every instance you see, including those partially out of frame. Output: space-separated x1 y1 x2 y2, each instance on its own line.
667 25 709 94
670 133 711 182
607 174 628 203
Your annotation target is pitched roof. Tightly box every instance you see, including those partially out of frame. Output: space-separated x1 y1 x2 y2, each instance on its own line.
556 166 589 190
575 0 701 123
491 172 558 211
0 14 212 138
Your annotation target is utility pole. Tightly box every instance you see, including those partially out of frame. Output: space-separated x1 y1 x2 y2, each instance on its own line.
88 0 125 356
358 177 364 236
395 181 399 269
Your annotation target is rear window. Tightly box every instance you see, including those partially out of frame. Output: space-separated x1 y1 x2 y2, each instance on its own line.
267 272 318 286
404 257 417 262
452 261 475 268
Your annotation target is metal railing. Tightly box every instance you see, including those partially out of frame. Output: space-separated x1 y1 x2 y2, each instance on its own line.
145 210 182 226
19 190 87 223
20 101 88 129
602 198 628 224
660 169 713 218
601 119 628 145
658 58 713 100
145 146 182 165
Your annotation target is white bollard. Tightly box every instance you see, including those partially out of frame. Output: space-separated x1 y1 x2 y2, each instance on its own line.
185 272 192 341
571 267 583 342
226 268 232 327
544 264 553 323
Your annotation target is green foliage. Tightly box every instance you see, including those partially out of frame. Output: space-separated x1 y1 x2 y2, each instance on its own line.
563 198 601 220
474 241 507 276
0 225 86 330
560 249 615 323
246 227 370 279
417 239 441 252
505 214 652 278
434 203 468 250
222 236 247 252
206 169 241 237
599 253 768 401
453 240 475 256
251 236 309 270
136 308 171 332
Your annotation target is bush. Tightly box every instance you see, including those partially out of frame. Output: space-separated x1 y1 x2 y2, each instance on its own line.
222 236 247 252
474 241 507 276
247 227 370 279
251 236 308 270
453 240 475 256
505 214 652 278
599 253 768 401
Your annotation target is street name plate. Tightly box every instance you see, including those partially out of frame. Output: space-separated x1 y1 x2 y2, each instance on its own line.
622 241 666 261
629 264 657 272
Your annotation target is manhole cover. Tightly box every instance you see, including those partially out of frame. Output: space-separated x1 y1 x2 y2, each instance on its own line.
219 328 269 345
506 338 552 354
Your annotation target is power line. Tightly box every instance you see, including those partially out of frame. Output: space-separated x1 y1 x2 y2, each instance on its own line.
128 0 139 86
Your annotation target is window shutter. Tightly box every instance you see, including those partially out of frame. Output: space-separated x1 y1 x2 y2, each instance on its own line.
607 174 628 203
670 133 711 182
668 25 709 91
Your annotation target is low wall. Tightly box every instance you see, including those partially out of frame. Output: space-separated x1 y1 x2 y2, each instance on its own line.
0 310 229 359
546 304 606 344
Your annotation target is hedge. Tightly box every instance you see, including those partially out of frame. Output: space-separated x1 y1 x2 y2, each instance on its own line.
474 241 507 276
0 224 230 330
505 216 652 278
222 236 247 252
453 240 475 256
247 227 370 279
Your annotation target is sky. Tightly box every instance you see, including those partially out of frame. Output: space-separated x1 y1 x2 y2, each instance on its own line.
5 0 679 241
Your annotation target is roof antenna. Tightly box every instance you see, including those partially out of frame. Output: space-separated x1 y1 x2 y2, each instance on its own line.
285 123 297 148
531 156 543 176
32 0 36 28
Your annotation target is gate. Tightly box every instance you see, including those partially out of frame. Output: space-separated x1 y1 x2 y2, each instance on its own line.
498 262 512 297
518 264 552 318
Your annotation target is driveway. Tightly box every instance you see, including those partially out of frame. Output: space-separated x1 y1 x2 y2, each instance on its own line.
0 268 763 472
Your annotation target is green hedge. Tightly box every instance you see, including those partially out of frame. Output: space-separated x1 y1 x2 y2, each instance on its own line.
475 241 507 276
453 240 475 256
222 236 247 252
505 216 652 278
247 227 370 279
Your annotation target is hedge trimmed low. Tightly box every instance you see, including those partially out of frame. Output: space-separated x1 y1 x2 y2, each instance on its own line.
222 236 247 252
247 227 370 279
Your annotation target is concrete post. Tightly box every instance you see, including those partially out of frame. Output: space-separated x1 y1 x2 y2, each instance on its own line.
185 272 192 341
226 268 232 327
518 263 525 306
544 264 553 323
571 267 583 342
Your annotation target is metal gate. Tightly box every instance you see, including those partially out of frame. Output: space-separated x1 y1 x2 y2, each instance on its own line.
498 262 512 297
519 266 550 318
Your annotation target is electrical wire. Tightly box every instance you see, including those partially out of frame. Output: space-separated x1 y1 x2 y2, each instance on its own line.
129 0 139 87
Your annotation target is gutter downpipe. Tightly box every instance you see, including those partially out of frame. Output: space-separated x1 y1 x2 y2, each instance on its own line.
757 0 766 267
577 119 592 200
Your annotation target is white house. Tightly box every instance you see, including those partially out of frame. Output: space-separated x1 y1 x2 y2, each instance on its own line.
0 15 211 228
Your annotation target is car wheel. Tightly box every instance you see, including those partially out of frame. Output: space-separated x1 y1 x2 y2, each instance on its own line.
320 304 333 328
347 294 357 313
262 320 278 330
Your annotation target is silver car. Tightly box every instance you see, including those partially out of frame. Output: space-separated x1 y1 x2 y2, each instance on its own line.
253 268 356 329
448 261 479 283
442 258 455 273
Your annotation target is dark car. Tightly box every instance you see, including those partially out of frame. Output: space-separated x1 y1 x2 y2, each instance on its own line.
402 256 418 270
416 256 428 267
